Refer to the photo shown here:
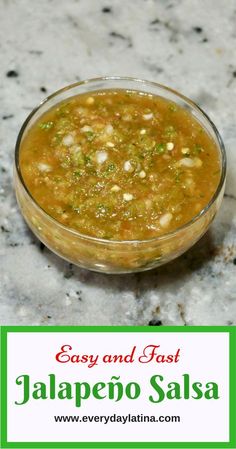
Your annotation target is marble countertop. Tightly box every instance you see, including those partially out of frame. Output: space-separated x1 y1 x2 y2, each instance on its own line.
0 0 235 326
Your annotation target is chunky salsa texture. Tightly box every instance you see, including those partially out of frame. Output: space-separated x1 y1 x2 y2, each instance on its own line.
19 89 220 241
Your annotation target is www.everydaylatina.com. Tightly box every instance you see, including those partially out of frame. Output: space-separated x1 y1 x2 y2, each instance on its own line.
54 414 180 424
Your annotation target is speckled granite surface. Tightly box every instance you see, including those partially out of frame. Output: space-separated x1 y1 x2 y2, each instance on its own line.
0 0 235 326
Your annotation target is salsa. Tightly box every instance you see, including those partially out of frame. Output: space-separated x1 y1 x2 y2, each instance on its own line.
19 89 220 241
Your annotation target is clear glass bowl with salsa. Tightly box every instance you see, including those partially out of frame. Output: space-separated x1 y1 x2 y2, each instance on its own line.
14 77 226 273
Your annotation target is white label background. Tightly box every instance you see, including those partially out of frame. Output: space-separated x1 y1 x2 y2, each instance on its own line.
7 331 229 443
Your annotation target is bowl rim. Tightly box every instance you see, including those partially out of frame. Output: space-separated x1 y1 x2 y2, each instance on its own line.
15 76 227 245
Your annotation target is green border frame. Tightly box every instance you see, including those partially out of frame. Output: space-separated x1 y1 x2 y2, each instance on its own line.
0 326 235 449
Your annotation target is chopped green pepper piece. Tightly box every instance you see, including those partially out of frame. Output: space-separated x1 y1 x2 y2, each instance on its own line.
192 144 203 155
155 143 166 154
39 121 54 130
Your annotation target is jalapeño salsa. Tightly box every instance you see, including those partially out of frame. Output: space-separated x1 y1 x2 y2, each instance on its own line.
19 90 220 241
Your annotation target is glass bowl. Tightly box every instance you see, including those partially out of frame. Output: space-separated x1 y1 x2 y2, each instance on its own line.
14 77 226 274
